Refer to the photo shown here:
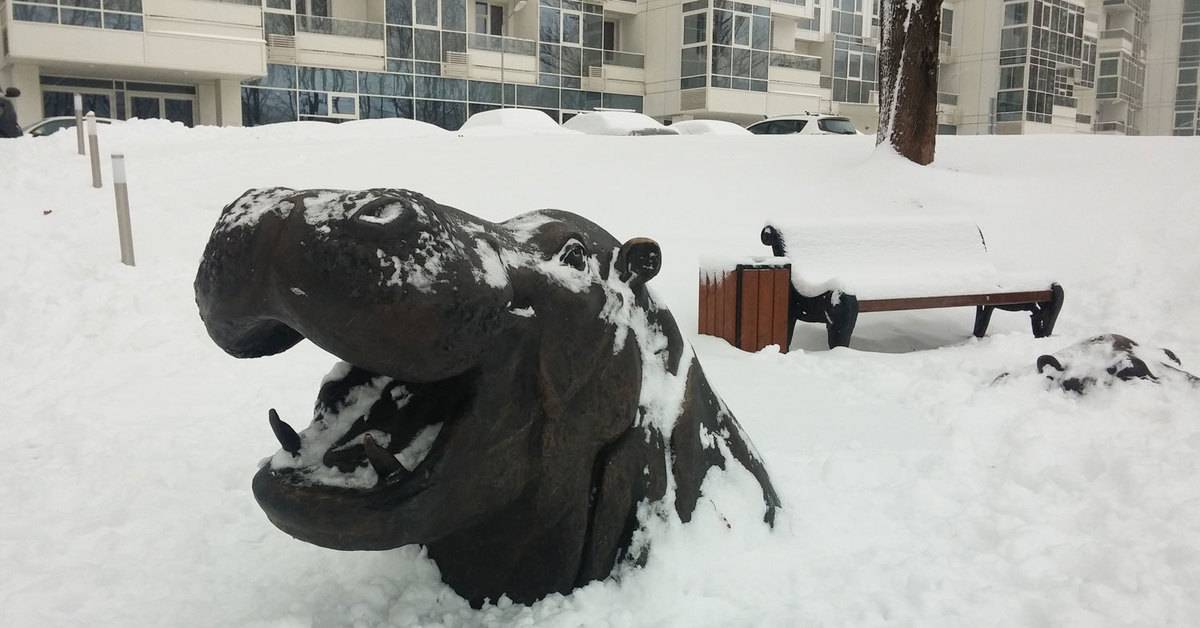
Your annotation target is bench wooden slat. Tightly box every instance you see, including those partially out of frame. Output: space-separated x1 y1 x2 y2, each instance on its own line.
857 290 1056 313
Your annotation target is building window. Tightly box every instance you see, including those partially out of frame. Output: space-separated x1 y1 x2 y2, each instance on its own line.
710 1 770 91
296 0 329 17
415 0 438 27
474 2 503 34
940 6 953 46
683 12 706 45
1004 2 1027 26
832 36 876 103
681 10 708 89
562 10 581 45
129 94 196 126
830 0 863 36
603 20 617 51
797 0 821 31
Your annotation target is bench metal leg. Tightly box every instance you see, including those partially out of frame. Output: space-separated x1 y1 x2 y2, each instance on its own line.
1030 283 1064 338
825 292 859 349
973 305 995 338
789 289 859 349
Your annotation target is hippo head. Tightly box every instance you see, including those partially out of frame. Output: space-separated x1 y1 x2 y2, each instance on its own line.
1021 334 1198 394
195 188 777 606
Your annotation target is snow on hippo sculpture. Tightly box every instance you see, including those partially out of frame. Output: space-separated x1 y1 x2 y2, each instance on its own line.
194 187 780 607
997 333 1199 393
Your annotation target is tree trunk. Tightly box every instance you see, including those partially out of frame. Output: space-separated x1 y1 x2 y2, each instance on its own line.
877 0 943 165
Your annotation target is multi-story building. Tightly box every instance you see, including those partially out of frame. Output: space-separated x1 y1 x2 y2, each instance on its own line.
0 0 1194 134
1143 0 1200 134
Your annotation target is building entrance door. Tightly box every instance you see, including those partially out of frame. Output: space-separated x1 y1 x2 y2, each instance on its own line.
127 93 195 126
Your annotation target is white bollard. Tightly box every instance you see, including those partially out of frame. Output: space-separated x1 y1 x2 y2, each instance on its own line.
74 94 85 156
87 112 102 188
111 154 136 266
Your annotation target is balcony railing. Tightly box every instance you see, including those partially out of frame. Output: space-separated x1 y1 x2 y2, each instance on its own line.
769 51 821 71
468 32 537 56
603 50 644 69
1102 0 1148 13
296 15 384 40
1053 94 1077 108
1095 120 1140 135
1100 28 1135 43
7 0 144 32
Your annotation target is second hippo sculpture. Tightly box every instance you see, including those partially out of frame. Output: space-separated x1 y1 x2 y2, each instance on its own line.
996 333 1198 393
194 187 780 607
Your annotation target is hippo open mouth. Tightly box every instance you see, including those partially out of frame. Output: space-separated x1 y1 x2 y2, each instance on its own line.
252 359 479 549
264 362 465 492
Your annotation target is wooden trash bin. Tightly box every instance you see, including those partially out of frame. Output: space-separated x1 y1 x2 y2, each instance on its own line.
698 257 792 353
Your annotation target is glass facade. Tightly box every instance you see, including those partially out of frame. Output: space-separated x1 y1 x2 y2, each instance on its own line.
242 0 641 129
242 64 639 128
997 0 1089 125
679 0 822 93
1174 0 1200 135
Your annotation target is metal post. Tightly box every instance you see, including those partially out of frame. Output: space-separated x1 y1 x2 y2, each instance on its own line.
111 154 136 266
87 112 102 188
74 94 85 156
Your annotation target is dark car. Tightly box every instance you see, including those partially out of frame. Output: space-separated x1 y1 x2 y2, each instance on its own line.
1 87 23 138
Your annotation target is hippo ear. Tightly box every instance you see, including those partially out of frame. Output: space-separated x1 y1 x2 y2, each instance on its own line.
615 238 661 286
1036 355 1064 374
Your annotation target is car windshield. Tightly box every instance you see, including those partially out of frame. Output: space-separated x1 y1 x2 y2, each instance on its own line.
31 120 77 137
817 118 857 134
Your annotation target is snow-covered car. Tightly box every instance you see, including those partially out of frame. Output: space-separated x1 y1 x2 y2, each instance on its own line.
24 115 117 137
746 114 860 135
458 108 582 136
669 119 752 136
562 111 679 136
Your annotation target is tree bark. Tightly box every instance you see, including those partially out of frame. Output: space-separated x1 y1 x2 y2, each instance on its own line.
877 0 943 165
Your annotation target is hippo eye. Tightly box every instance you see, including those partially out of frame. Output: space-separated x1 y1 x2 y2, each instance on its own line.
558 240 587 271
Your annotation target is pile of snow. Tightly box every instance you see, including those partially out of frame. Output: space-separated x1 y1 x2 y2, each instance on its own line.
1 120 1199 627
669 119 752 136
562 111 678 136
457 108 582 136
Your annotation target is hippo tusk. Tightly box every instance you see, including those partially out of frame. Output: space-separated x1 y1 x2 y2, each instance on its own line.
269 408 302 455
363 434 408 482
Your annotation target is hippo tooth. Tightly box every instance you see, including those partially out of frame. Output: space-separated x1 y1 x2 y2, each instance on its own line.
363 434 407 481
268 408 302 455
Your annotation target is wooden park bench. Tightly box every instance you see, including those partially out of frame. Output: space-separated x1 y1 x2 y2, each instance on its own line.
751 216 1064 349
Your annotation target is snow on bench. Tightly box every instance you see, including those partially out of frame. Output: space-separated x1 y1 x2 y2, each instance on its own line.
759 216 1064 349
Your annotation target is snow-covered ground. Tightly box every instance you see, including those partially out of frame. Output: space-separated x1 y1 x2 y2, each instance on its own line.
1 120 1198 627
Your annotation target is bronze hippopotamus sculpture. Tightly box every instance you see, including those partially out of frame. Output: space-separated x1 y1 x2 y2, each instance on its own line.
996 333 1198 393
194 187 779 607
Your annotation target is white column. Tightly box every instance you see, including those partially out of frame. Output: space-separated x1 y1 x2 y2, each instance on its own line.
217 79 244 127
